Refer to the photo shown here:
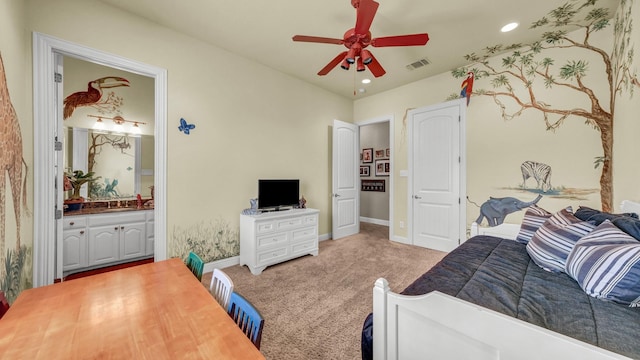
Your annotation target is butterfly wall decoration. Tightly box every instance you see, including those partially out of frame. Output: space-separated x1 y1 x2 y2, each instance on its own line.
178 118 195 135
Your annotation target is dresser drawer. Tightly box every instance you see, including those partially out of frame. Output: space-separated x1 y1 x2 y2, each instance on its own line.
302 215 317 226
291 239 317 255
291 226 317 243
256 232 288 249
255 221 276 234
257 247 289 267
63 216 87 230
276 217 303 230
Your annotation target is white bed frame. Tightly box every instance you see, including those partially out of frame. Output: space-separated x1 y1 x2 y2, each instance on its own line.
373 200 640 360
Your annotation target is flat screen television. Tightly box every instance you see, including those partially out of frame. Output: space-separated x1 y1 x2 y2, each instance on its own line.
258 179 299 210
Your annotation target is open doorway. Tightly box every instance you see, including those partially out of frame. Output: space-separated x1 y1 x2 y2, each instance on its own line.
356 115 394 239
32 33 167 287
359 122 390 226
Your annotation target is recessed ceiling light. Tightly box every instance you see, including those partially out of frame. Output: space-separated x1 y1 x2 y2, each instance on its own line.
361 78 371 84
501 22 519 32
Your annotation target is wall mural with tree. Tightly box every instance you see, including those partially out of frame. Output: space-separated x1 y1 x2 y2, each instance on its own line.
0 53 31 303
451 0 639 212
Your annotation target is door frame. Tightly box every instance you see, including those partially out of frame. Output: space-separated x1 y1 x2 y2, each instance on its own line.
356 114 394 241
407 99 466 247
32 32 168 287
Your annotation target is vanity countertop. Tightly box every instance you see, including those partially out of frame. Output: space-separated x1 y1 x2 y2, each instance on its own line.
64 198 154 216
64 206 154 216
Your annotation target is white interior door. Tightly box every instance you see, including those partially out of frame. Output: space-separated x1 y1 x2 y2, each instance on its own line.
332 120 359 240
409 99 466 252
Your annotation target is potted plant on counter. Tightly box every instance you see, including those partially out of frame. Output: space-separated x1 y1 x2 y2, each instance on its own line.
64 170 99 211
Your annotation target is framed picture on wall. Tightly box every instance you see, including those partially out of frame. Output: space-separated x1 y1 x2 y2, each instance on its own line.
375 159 390 176
375 149 385 158
362 148 373 163
360 165 370 177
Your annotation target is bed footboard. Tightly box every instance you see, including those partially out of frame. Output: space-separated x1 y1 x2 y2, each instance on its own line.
372 278 632 360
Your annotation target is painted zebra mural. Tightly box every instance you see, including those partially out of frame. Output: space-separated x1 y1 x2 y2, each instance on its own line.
521 161 552 192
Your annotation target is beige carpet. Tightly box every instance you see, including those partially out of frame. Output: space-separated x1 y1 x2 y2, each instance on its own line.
202 223 446 360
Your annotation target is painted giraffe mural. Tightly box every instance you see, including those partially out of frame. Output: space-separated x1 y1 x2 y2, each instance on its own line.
0 53 29 254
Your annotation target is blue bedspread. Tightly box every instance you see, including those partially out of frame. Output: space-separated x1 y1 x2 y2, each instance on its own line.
361 235 640 359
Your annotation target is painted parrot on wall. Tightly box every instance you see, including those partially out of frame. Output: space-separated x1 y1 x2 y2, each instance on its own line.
460 71 474 105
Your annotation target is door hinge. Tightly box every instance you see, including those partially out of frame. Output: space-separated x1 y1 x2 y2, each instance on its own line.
55 141 63 151
54 72 62 83
55 209 62 220
458 156 461 163
458 197 461 204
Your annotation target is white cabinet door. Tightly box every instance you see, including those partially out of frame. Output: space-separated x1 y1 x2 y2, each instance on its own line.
88 225 120 266
120 222 146 260
62 228 87 271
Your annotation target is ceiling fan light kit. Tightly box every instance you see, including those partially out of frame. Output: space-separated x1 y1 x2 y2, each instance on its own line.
292 0 429 78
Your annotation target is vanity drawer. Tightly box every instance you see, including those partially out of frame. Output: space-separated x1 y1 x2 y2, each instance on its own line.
88 212 146 226
63 216 87 230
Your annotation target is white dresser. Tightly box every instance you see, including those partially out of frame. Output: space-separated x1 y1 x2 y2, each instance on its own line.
240 208 319 275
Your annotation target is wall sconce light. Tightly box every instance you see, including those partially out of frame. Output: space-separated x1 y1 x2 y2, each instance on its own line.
88 114 146 136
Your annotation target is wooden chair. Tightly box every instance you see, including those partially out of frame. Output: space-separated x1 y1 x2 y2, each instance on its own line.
210 268 234 310
227 291 264 350
0 291 10 319
186 251 205 281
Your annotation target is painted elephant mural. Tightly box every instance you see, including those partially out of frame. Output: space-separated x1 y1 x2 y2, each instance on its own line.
476 194 542 226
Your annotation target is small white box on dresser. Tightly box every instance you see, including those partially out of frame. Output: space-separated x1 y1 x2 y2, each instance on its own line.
240 208 319 275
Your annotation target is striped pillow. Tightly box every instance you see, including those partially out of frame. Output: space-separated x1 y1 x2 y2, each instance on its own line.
565 220 640 306
526 210 595 273
516 205 553 244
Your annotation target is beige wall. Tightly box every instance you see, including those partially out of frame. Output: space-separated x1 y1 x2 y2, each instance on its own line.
0 0 353 297
355 3 639 240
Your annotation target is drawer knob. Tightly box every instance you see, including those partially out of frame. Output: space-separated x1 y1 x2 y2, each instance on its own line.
70 222 75 226
80 230 84 235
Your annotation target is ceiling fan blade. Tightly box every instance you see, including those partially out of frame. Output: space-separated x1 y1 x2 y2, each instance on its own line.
292 35 344 45
371 33 429 47
318 51 348 76
354 0 379 35
366 52 386 77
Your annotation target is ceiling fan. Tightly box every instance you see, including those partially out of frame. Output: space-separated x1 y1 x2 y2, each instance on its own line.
292 0 429 78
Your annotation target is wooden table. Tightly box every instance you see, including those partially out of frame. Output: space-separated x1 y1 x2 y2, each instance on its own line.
0 258 265 359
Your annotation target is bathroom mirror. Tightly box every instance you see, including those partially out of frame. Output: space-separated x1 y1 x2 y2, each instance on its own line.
61 55 155 200
63 127 154 199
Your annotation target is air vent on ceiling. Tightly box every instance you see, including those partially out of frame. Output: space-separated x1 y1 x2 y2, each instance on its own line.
405 58 431 70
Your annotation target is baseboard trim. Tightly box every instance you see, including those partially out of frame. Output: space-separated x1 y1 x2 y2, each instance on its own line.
391 235 409 244
360 217 390 226
319 233 331 241
204 256 240 272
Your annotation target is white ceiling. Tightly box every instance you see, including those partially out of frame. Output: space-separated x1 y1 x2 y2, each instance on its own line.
97 0 620 99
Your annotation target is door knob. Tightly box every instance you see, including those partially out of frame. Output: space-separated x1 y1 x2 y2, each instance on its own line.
414 195 422 199
334 194 341 197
